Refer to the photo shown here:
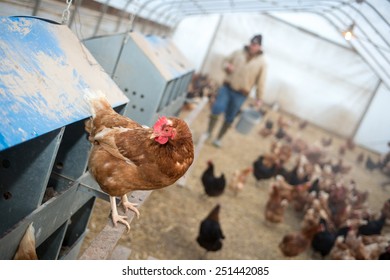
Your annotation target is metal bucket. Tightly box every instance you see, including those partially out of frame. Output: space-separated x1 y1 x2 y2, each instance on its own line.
235 108 262 134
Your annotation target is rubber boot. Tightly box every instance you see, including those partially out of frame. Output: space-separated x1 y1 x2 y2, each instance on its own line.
206 114 219 140
213 122 231 148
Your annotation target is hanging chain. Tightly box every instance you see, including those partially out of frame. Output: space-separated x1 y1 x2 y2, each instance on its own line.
127 12 136 32
61 0 73 25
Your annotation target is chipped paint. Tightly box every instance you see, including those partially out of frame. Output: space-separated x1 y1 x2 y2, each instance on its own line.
0 17 128 151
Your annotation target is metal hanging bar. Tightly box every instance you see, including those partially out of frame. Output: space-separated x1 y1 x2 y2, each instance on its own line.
93 0 111 37
32 0 42 16
68 0 83 28
267 13 351 50
115 0 135 32
111 13 136 79
200 14 223 73
351 80 382 140
133 0 158 30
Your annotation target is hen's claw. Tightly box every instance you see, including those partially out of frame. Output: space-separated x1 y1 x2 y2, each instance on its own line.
120 195 140 219
112 213 131 232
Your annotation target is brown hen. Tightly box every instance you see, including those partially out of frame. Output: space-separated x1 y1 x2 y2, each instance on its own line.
85 91 194 231
264 181 289 223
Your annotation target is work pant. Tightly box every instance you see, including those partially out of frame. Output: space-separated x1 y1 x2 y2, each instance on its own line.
211 84 247 124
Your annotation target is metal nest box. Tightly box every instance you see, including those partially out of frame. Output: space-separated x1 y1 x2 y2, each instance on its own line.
83 32 195 126
0 16 128 259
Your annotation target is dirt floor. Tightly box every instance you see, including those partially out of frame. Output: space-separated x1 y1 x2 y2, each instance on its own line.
79 100 390 260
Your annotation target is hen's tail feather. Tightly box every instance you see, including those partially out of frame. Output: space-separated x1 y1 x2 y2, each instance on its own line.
14 222 38 260
83 89 113 118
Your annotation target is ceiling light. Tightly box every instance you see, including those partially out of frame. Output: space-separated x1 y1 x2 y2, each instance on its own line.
342 22 355 41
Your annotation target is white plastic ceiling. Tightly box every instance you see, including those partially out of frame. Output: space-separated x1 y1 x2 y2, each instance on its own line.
1 0 388 152
92 0 390 153
97 0 390 90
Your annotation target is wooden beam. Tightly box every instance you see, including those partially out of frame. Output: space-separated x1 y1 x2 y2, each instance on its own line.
78 190 151 260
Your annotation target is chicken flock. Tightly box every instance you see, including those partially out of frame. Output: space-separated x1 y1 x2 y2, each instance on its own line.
81 75 388 260
195 112 390 260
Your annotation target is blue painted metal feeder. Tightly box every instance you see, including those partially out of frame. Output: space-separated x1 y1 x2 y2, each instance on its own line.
0 16 128 260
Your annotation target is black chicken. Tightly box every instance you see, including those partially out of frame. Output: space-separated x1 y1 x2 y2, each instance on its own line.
378 245 390 260
311 219 351 258
196 204 225 252
298 120 308 130
275 127 286 140
358 199 389 236
308 178 320 194
201 160 226 197
365 156 380 171
253 155 280 183
278 163 309 186
321 137 333 147
358 213 386 236
265 119 273 129
356 152 364 164
311 218 335 258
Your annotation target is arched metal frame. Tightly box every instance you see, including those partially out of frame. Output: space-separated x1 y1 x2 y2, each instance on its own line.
23 0 390 87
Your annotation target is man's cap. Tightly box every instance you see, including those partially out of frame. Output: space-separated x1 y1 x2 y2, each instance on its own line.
251 34 262 45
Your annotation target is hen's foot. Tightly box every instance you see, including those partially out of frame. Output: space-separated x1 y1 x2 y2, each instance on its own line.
110 196 131 232
120 195 140 218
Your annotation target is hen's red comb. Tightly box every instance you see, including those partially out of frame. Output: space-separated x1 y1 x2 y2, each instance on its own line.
153 116 168 131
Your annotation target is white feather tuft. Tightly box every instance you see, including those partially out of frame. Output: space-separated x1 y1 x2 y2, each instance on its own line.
83 88 106 102
83 89 107 117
